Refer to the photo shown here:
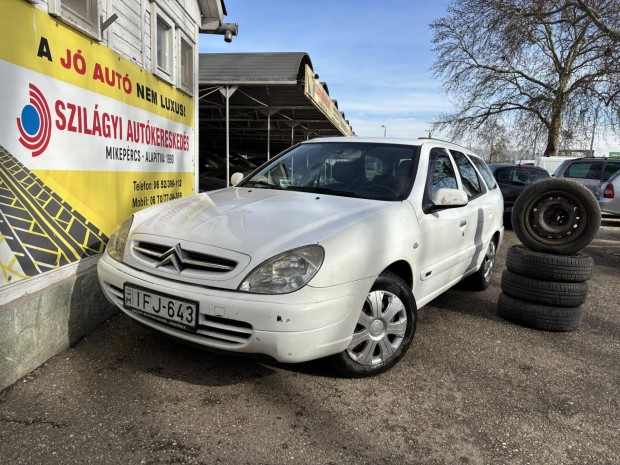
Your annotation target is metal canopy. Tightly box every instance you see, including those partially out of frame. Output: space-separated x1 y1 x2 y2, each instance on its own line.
198 52 353 161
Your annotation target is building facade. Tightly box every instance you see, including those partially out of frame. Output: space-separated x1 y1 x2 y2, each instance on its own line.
0 0 233 390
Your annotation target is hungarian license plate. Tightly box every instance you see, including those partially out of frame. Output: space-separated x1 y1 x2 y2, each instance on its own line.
123 284 198 331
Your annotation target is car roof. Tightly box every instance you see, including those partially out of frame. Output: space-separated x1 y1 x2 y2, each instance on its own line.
304 136 479 156
560 156 620 163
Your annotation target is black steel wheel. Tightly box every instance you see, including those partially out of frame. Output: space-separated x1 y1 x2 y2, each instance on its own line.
330 272 416 377
511 179 600 255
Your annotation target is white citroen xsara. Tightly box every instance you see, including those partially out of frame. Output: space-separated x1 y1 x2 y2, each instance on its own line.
97 138 504 376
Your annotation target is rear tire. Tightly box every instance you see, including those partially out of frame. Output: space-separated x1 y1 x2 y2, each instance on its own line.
463 238 497 291
330 272 416 377
497 292 582 332
506 245 594 282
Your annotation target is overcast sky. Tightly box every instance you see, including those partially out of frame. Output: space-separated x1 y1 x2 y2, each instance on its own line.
198 0 618 154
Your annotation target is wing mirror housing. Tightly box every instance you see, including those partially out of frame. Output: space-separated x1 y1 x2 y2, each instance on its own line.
432 188 468 208
231 172 244 186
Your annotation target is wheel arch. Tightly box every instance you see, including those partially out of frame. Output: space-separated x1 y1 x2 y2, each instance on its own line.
382 260 413 290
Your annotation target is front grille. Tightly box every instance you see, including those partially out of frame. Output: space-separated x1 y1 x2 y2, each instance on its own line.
133 241 237 273
196 315 253 345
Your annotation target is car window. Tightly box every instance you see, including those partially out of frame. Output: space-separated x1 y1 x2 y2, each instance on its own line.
450 150 483 198
565 161 602 179
470 156 497 189
424 148 458 204
494 167 549 184
602 161 620 181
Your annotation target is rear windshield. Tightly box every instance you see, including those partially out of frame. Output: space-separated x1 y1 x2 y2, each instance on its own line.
494 167 549 185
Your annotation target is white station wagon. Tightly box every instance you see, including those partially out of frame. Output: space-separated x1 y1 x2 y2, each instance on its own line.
98 137 504 376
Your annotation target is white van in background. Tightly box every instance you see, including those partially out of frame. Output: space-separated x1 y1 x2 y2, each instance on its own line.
534 156 575 175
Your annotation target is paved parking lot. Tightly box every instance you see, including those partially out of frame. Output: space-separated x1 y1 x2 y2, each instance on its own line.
1 223 619 465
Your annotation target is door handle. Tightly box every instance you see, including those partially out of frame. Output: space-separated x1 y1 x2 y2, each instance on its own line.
459 220 467 227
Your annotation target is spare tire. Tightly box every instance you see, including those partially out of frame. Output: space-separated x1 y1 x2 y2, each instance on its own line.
500 270 588 307
506 245 594 282
511 179 601 255
497 292 582 332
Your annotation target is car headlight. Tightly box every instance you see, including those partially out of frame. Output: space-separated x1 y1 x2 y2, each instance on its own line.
106 215 134 262
238 245 324 294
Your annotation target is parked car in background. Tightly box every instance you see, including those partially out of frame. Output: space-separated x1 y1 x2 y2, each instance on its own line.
552 157 620 194
199 153 259 191
596 169 620 216
98 137 504 377
489 164 550 223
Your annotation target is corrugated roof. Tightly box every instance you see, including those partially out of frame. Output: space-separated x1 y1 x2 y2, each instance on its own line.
197 52 353 168
199 52 313 84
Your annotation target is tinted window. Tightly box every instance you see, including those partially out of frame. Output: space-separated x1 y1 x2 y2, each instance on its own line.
494 167 549 184
565 161 602 179
450 150 482 198
602 161 620 180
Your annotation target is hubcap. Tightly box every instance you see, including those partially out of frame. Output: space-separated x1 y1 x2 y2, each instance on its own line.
346 290 408 366
482 241 496 282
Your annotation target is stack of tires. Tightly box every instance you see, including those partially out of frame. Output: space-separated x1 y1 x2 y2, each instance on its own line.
498 179 601 331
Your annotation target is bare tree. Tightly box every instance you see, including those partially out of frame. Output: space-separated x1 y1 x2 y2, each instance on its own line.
573 0 620 41
431 0 620 156
479 120 511 163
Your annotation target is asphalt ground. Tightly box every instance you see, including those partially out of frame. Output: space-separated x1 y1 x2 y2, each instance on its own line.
1 221 619 465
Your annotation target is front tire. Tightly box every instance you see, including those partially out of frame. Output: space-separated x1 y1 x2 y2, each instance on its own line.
330 272 416 377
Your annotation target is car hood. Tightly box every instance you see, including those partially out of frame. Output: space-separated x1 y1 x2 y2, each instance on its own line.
131 188 392 259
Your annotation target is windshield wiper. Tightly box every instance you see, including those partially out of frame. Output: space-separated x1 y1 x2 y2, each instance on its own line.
287 186 359 197
243 180 283 189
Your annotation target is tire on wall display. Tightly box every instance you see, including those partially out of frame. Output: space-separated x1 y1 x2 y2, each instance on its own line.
505 245 594 283
497 292 583 332
500 270 588 307
511 179 601 255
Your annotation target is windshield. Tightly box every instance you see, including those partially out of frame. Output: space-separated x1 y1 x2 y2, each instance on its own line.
240 142 420 201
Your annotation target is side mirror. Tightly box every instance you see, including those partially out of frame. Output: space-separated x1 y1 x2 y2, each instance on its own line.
231 172 244 186
432 188 468 208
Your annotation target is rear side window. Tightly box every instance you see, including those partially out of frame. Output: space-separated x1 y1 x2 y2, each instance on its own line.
603 161 620 181
450 150 482 198
565 161 602 179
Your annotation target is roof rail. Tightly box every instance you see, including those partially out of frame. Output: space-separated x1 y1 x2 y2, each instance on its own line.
417 137 471 151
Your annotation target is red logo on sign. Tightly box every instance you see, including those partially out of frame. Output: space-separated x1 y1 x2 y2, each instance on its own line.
16 84 52 157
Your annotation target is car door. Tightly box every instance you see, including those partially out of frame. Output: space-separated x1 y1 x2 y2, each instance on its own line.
449 150 495 275
414 147 477 305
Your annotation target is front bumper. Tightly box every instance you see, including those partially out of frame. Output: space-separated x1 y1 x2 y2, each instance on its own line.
97 254 374 363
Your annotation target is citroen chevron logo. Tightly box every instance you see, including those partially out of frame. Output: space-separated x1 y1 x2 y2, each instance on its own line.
155 244 185 273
